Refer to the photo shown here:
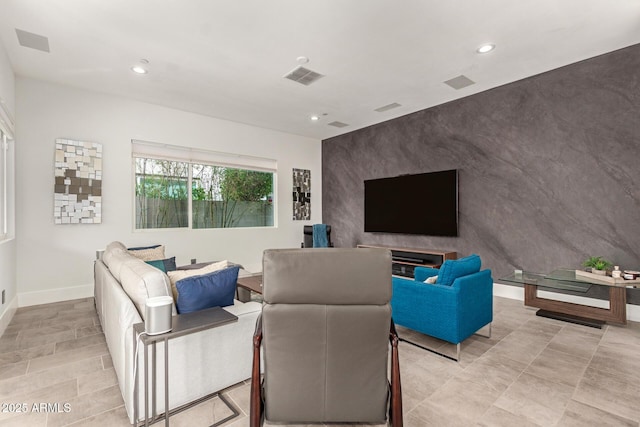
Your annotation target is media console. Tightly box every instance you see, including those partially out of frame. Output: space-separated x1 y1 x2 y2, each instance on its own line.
357 244 457 278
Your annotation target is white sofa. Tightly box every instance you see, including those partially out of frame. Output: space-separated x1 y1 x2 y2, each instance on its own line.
94 241 262 424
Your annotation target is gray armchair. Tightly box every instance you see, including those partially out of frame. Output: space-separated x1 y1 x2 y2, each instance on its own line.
250 248 402 426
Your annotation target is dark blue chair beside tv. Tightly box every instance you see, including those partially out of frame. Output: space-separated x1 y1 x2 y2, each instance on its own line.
390 254 493 361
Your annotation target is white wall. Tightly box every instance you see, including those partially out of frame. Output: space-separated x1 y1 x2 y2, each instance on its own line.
0 39 16 331
16 77 321 304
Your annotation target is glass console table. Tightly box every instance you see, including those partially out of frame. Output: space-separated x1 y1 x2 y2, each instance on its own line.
499 269 640 328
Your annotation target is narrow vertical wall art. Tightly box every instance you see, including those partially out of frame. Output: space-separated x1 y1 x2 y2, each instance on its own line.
54 138 102 224
292 168 311 220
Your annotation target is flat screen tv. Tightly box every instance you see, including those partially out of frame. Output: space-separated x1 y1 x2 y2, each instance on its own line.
364 169 458 236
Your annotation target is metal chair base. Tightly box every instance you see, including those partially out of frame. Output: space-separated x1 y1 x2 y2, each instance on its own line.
399 323 492 362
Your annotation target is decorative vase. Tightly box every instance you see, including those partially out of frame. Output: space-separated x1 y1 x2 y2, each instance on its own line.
612 266 622 278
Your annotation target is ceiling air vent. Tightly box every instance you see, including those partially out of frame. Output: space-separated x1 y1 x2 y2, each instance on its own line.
328 121 349 128
15 29 50 53
283 66 324 86
444 75 475 90
374 102 401 112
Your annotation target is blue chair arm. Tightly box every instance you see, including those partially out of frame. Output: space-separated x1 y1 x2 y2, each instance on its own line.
391 276 460 340
413 266 440 282
451 269 493 340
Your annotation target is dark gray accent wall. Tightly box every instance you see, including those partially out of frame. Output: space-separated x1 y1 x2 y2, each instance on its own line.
322 44 640 302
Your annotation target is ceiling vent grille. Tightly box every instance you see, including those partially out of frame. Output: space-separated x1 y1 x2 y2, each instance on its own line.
15 29 50 53
444 75 475 90
328 121 349 128
374 102 402 112
283 66 324 86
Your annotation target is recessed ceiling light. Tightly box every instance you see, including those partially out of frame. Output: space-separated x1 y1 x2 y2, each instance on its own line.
131 59 149 74
477 44 495 54
297 56 309 64
310 115 320 122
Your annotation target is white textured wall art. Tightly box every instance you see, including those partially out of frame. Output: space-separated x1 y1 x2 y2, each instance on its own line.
54 138 102 224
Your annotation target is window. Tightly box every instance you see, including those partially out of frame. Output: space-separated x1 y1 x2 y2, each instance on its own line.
135 158 189 229
191 164 274 229
132 141 275 230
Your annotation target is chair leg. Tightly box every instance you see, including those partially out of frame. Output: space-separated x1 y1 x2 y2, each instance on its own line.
250 316 263 427
389 321 403 427
398 322 493 363
474 322 492 339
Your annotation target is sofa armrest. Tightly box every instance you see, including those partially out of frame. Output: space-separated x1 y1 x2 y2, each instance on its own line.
413 266 440 282
223 300 262 317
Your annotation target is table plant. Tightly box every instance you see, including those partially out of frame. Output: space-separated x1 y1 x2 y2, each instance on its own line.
582 256 612 276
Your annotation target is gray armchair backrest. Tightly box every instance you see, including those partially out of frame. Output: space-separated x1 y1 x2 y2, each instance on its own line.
261 248 392 423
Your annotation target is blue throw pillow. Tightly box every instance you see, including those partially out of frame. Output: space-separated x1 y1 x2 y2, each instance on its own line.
145 257 177 273
175 266 240 314
437 254 481 287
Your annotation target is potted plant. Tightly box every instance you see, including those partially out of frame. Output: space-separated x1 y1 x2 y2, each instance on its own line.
582 256 612 276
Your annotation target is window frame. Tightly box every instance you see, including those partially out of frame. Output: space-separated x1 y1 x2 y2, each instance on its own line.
131 140 277 232
0 129 6 240
0 102 14 242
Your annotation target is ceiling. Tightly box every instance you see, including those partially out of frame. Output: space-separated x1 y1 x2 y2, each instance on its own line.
1 0 640 141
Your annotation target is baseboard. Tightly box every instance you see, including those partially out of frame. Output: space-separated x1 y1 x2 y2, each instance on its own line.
493 283 640 323
18 283 94 308
493 283 524 301
628 305 640 322
0 295 18 337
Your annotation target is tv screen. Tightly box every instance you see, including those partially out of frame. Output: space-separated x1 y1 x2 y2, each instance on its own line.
364 169 458 236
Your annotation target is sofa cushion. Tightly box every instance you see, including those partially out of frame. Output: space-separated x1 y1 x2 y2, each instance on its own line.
167 260 231 301
146 257 177 273
128 245 165 261
175 266 240 314
437 254 481 287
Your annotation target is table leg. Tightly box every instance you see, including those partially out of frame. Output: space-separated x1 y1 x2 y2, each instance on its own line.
133 332 138 426
609 287 627 324
237 287 251 303
165 337 169 427
152 342 156 420
144 342 149 427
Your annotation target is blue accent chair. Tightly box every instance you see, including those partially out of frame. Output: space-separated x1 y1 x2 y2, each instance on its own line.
390 254 493 360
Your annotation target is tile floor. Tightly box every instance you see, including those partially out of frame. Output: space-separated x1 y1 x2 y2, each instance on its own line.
0 296 639 426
